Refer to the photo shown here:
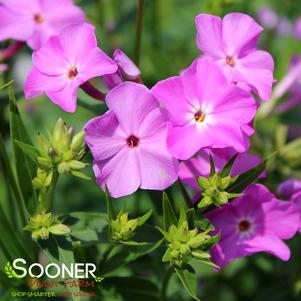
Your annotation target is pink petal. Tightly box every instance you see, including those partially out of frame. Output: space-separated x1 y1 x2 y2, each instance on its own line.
84 111 125 161
166 123 213 160
1 0 40 11
261 200 300 239
151 76 192 126
59 23 97 65
80 48 118 80
246 235 291 261
32 36 68 75
222 13 263 57
113 49 141 80
181 58 228 107
208 85 257 124
235 50 274 101
195 14 224 58
0 7 34 42
46 80 78 113
106 82 158 134
138 135 178 190
24 67 67 99
93 147 141 198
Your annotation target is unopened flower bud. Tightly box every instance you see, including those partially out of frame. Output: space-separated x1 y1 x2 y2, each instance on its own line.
68 160 87 170
37 157 52 170
57 162 70 174
71 131 86 152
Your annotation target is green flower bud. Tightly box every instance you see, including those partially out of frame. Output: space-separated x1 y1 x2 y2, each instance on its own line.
36 133 51 158
24 212 70 240
68 160 87 171
71 131 86 152
37 157 52 170
57 162 70 174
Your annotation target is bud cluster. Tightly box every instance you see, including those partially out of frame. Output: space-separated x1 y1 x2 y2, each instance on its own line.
36 118 87 176
159 220 212 267
24 212 71 240
197 174 240 208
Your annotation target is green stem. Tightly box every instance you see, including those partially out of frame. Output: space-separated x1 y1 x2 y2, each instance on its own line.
161 266 174 300
99 243 116 274
44 171 59 212
134 0 144 66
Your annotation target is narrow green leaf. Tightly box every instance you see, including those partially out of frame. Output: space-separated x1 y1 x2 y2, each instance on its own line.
14 140 39 161
105 184 116 221
227 153 275 193
9 85 37 214
162 192 177 230
175 265 200 301
220 153 238 177
0 80 14 91
186 208 195 229
70 170 91 180
0 134 28 226
209 155 215 177
138 209 152 226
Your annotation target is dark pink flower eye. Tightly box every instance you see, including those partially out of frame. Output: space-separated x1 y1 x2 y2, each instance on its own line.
127 135 139 148
33 14 44 24
194 110 205 123
226 56 235 67
68 66 78 80
238 220 251 232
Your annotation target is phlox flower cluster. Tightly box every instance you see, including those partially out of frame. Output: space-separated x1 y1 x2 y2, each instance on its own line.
1 0 300 270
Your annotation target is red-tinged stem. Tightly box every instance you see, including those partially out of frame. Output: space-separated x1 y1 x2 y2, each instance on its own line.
80 81 106 101
0 41 25 61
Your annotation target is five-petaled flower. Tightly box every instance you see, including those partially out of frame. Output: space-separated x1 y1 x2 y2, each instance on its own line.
24 23 118 112
195 12 275 101
0 0 86 49
151 58 257 160
206 184 300 269
84 82 179 198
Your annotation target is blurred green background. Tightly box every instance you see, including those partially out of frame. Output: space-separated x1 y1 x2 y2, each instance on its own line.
1 0 301 300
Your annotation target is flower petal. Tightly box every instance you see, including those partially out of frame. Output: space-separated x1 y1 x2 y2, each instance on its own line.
195 14 224 58
59 23 97 65
84 111 125 161
106 82 158 134
93 147 141 198
222 13 263 56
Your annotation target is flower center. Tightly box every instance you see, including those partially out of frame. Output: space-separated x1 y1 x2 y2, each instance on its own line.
226 56 235 67
33 14 44 24
67 66 78 80
194 110 205 123
238 220 251 232
127 135 139 148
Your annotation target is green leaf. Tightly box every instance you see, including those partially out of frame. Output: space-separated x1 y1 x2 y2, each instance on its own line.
209 155 215 177
220 153 238 177
0 134 28 226
227 153 275 193
38 236 80 301
105 185 116 221
14 140 39 161
162 192 177 230
138 209 152 226
9 85 37 214
104 239 164 274
175 264 200 301
59 212 108 246
195 218 215 231
186 208 195 229
0 80 14 91
101 277 160 301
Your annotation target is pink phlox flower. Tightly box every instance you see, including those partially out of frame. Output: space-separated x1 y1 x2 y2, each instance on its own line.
24 23 118 112
206 184 300 269
151 58 257 160
0 0 86 49
195 12 275 101
84 82 179 198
